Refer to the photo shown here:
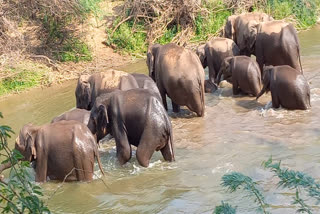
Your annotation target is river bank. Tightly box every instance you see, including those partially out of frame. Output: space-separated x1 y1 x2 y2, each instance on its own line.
1 0 320 99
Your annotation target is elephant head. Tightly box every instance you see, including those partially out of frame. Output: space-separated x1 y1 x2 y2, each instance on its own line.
196 44 207 68
243 20 259 56
216 57 233 85
88 93 115 142
256 65 273 100
75 74 92 110
146 44 161 81
224 15 237 40
15 124 39 162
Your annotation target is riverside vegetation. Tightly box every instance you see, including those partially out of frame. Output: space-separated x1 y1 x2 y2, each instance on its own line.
1 0 320 97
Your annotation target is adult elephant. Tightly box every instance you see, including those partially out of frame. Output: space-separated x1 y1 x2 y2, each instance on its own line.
15 120 104 182
88 89 174 167
196 37 240 93
131 73 162 102
51 108 90 125
216 56 262 96
75 69 139 110
256 65 310 110
147 43 205 117
224 12 273 55
245 20 303 73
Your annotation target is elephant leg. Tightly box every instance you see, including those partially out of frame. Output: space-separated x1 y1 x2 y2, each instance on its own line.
232 77 240 95
35 158 47 182
136 138 156 167
112 122 132 165
271 92 280 108
159 86 168 110
160 140 174 162
172 101 180 113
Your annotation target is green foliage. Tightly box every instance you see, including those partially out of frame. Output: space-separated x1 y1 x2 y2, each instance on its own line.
54 38 92 62
157 26 179 45
221 172 269 214
265 0 319 29
0 113 50 213
107 19 147 54
215 157 320 213
213 201 236 214
192 1 231 41
0 61 50 96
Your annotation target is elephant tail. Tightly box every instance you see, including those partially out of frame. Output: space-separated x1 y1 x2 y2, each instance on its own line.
298 47 304 74
198 75 205 117
95 147 105 176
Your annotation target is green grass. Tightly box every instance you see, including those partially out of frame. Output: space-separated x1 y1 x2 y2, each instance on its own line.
107 19 147 54
265 0 319 29
0 61 50 96
192 0 231 42
157 26 179 44
54 38 93 62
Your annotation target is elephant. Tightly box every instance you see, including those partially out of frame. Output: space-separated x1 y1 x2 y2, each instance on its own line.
224 12 273 55
147 43 205 117
131 73 162 102
75 69 139 110
256 65 310 110
196 37 240 93
245 20 303 73
51 108 90 125
216 56 262 96
15 120 104 182
88 89 175 167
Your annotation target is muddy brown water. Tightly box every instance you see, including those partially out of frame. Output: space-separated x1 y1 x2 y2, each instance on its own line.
1 25 320 213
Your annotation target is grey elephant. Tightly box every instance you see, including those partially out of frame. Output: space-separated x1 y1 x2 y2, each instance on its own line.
147 43 205 117
15 121 104 182
196 37 240 93
224 12 273 55
88 89 174 167
256 65 310 110
131 73 162 102
51 108 90 125
245 20 303 72
216 56 262 96
75 69 139 110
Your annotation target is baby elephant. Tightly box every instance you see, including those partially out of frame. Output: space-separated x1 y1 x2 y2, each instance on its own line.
256 65 311 110
15 120 104 182
216 56 262 96
88 89 175 167
51 108 90 125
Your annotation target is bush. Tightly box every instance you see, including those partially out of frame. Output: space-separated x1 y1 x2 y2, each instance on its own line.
215 157 320 213
107 20 147 54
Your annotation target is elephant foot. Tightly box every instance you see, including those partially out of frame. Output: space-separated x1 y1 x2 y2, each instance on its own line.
204 80 218 93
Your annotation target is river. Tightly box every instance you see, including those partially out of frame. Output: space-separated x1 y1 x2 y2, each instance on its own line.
0 25 320 213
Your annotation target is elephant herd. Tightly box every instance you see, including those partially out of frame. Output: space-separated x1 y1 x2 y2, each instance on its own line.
14 12 311 183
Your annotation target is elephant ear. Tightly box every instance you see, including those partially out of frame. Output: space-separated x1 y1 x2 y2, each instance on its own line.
97 104 109 132
196 44 207 68
147 48 155 80
224 15 236 39
247 20 259 55
26 132 36 161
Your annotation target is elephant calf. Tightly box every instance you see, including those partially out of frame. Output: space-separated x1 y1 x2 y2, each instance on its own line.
196 37 240 93
256 65 311 110
15 121 104 182
75 69 139 110
88 89 175 167
216 56 262 96
51 108 90 125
